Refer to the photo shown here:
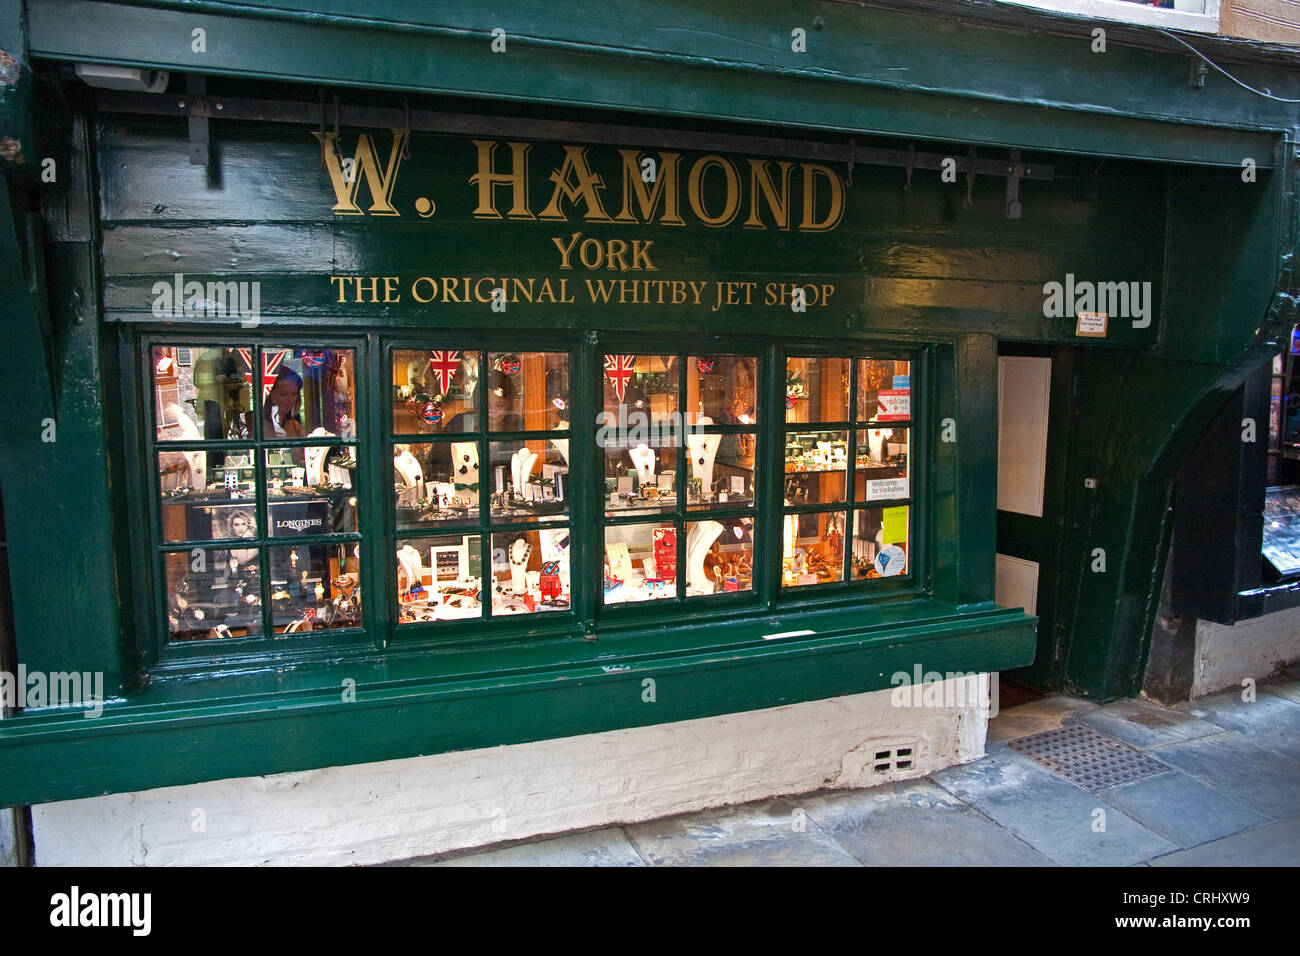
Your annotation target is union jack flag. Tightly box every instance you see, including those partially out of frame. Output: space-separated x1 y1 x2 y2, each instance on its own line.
604 354 637 403
237 348 290 399
429 349 462 396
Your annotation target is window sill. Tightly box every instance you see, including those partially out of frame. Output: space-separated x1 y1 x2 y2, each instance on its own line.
997 0 1220 33
0 599 1035 807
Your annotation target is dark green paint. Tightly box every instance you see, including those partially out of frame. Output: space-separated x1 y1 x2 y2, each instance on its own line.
24 1 1295 166
0 599 1034 808
2 0 1299 804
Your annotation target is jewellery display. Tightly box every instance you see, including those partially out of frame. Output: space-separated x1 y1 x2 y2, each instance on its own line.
551 421 570 465
629 443 657 485
511 447 539 497
685 520 723 594
686 419 721 497
450 441 480 507
509 537 532 595
867 427 893 462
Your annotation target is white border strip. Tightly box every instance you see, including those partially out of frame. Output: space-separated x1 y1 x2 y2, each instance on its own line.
997 0 1220 34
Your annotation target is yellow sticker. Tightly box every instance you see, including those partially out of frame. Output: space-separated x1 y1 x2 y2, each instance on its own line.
882 506 908 544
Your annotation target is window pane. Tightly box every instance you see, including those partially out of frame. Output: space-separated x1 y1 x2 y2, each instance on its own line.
491 529 572 614
603 521 676 604
786 357 849 423
687 432 756 510
257 348 357 438
604 443 677 516
268 542 362 633
850 506 910 580
688 355 757 424
783 429 848 504
393 349 480 434
152 345 252 442
686 517 754 596
856 427 909 503
164 547 262 641
265 447 358 536
397 535 483 622
159 448 255 542
394 442 480 525
488 352 570 432
782 512 846 587
603 354 679 419
489 440 569 522
858 358 911 422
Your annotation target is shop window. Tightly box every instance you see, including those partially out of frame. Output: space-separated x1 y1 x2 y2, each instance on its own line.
600 353 759 604
391 348 573 624
150 344 362 642
783 353 912 588
145 337 919 655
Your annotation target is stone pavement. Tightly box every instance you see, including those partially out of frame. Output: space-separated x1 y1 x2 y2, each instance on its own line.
398 669 1300 866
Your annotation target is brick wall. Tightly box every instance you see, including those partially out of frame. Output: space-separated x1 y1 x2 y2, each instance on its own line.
1221 1 1300 42
30 678 989 866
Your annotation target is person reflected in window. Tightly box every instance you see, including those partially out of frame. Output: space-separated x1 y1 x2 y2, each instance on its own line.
265 369 306 437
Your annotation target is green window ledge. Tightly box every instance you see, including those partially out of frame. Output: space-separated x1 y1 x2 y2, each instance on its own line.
0 600 1034 807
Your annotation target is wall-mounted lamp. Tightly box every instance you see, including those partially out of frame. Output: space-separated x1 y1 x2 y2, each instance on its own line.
74 63 169 93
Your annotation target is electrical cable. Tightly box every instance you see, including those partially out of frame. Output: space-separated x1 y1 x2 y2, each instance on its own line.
1154 28 1300 103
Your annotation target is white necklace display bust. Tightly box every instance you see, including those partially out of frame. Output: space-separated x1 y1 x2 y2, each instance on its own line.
629 443 657 485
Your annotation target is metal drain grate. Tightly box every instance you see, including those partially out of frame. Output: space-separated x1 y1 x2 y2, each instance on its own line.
1006 725 1169 792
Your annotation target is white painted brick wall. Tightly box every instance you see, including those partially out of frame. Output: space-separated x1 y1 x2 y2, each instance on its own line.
31 678 989 866
1193 605 1300 697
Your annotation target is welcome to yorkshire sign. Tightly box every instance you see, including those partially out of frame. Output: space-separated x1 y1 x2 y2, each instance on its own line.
315 130 845 315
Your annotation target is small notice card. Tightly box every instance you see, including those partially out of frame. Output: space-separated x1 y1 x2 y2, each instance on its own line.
882 506 909 545
1076 311 1108 337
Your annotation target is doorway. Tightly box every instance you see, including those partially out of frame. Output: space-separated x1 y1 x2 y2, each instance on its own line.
995 343 1077 690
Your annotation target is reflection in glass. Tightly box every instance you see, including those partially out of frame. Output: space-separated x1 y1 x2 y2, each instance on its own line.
159 448 256 542
786 357 849 424
783 430 848 505
603 521 676 604
164 547 262 641
855 427 909 503
265 446 358 536
685 518 754 596
489 441 568 523
268 542 362 634
153 346 252 442
261 348 357 438
603 354 679 420
858 358 911 423
850 507 909 580
782 511 845 587
396 535 483 623
491 529 572 615
688 355 757 425
392 349 480 434
488 352 570 432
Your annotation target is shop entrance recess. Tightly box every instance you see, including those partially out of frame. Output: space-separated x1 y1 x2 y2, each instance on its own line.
996 343 1078 690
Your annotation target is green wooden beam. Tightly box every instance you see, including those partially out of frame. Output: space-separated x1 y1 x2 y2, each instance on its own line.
25 0 1290 167
0 602 1034 807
